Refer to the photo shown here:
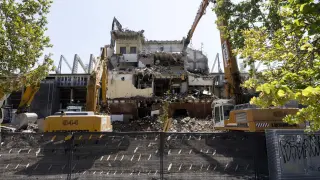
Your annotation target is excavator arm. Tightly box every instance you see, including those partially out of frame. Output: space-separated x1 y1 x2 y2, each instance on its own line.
164 0 215 132
1 83 39 119
182 0 243 104
182 0 212 53
86 47 108 112
163 0 244 132
0 83 39 130
216 12 243 104
16 83 40 114
101 50 108 110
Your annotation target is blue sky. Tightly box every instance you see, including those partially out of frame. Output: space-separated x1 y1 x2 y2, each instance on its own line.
44 0 224 73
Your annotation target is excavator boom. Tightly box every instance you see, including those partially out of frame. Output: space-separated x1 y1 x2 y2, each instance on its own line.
216 19 243 104
101 51 108 107
181 0 243 104
86 47 107 112
163 0 245 132
16 83 40 114
182 0 211 53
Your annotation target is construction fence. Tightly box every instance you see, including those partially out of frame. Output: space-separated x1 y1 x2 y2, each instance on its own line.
0 132 269 180
265 129 320 180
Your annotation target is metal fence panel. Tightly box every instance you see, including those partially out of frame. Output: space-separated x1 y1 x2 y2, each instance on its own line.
1 132 269 180
265 129 320 180
0 132 71 180
69 132 161 180
163 132 268 180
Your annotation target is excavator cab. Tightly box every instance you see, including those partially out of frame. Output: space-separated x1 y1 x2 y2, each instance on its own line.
211 99 235 127
212 99 304 132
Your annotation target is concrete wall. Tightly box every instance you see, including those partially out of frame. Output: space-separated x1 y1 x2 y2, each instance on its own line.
108 72 153 98
168 102 212 118
144 43 182 53
108 102 138 117
181 82 188 93
188 75 213 86
115 39 143 54
185 49 208 72
120 54 138 63
138 56 154 68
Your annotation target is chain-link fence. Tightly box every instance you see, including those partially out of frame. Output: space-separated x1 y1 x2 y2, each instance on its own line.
0 132 269 180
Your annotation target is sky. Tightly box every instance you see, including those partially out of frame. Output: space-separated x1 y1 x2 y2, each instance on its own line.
43 0 226 73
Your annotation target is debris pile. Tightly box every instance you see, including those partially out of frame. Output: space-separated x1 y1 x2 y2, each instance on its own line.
169 117 214 132
112 116 161 132
1 123 39 133
112 116 215 133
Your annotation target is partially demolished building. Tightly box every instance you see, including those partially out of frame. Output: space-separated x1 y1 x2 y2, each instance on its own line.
106 18 217 121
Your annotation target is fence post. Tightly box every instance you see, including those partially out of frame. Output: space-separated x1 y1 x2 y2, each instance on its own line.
253 133 260 180
160 132 164 180
66 132 74 180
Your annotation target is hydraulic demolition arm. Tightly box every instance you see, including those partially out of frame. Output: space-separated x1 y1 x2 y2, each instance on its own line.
163 0 244 132
16 83 40 114
86 47 108 113
181 0 243 104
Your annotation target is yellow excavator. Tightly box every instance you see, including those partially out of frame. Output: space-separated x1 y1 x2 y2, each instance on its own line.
164 0 304 132
0 83 40 131
43 46 113 132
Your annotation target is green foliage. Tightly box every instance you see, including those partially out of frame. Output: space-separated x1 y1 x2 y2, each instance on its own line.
214 0 320 131
0 0 54 93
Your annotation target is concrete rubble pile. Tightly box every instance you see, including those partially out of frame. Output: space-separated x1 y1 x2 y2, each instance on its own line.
112 116 162 132
1 122 39 133
169 117 215 132
112 116 215 133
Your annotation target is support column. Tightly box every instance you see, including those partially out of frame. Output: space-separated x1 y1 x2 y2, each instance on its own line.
70 88 74 104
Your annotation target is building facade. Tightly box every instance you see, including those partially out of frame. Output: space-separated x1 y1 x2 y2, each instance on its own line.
106 22 220 121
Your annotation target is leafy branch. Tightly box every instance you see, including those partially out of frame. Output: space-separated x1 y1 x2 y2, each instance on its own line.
0 0 54 93
213 0 320 131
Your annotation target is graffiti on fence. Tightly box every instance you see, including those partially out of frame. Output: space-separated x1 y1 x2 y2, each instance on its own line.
278 133 320 176
279 134 320 164
266 129 320 180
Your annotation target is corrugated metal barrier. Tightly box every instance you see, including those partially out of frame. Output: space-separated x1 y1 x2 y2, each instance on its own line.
0 132 269 180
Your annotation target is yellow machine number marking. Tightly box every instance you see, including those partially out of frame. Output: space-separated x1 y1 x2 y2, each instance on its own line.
62 120 79 126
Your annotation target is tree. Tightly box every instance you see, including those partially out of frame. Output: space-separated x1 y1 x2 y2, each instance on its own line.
0 0 54 94
214 0 320 131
